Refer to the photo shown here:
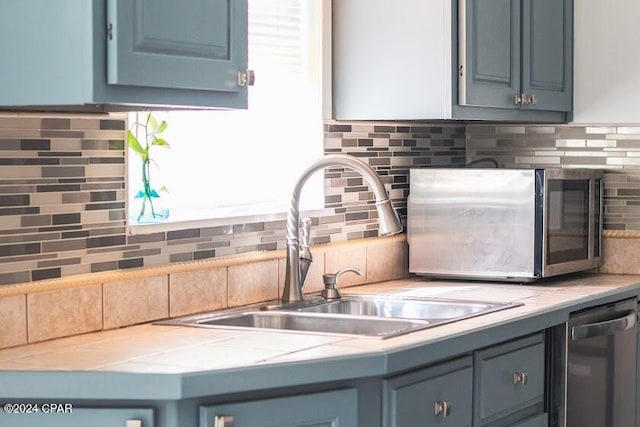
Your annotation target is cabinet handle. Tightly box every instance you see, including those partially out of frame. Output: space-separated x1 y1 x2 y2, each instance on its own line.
126 421 142 427
237 70 255 87
514 93 523 105
434 400 451 417
516 93 537 106
513 371 528 386
571 310 636 340
522 94 532 106
214 415 235 427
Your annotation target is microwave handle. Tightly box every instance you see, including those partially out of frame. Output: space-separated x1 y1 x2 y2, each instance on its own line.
571 311 637 341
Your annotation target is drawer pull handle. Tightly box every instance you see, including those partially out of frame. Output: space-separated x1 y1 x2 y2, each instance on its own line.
214 415 235 427
126 421 142 427
513 371 528 386
434 400 451 417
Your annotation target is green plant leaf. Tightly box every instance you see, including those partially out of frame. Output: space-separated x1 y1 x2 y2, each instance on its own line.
147 114 158 132
153 138 171 148
127 130 145 155
157 120 168 134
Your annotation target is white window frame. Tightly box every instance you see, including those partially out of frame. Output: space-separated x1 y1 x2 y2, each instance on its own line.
128 0 333 234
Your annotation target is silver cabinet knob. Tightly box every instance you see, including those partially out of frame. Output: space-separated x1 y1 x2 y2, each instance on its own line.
237 70 255 87
514 93 523 105
214 415 235 427
434 400 451 417
126 421 142 427
513 371 528 386
515 93 537 106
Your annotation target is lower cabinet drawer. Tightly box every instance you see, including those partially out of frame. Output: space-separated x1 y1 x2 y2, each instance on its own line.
199 388 357 427
0 407 154 427
384 356 473 427
474 333 545 425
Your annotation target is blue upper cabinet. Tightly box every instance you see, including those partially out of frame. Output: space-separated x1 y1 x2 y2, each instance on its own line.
333 0 572 122
521 0 572 112
460 0 572 113
0 0 249 111
459 0 521 109
107 0 244 92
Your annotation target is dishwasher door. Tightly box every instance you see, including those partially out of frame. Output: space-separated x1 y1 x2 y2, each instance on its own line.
567 298 638 427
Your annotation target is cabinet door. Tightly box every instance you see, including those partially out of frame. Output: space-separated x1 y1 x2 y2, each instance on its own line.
521 0 572 112
199 389 357 427
474 333 545 426
459 0 521 109
107 0 247 93
514 413 549 427
384 356 473 427
0 407 154 427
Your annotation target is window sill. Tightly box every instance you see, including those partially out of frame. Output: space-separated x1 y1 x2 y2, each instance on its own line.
127 208 333 235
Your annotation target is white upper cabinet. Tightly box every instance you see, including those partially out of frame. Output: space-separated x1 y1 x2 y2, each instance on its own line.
573 0 640 124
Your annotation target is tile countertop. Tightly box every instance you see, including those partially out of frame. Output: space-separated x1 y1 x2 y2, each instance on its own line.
1 272 640 400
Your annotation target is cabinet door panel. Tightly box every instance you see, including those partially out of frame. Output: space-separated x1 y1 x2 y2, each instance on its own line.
384 356 473 427
199 389 357 427
474 334 545 425
521 0 572 112
514 413 549 427
107 0 247 92
460 0 520 108
0 407 154 427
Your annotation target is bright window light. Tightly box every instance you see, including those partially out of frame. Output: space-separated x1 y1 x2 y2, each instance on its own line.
128 0 325 227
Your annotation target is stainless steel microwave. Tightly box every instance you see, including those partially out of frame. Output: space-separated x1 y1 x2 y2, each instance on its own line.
408 168 603 282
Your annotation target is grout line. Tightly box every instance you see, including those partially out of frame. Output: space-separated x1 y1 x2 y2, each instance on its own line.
23 294 29 345
166 273 171 319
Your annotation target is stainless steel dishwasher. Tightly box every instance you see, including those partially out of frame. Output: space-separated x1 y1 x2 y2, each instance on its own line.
566 298 638 427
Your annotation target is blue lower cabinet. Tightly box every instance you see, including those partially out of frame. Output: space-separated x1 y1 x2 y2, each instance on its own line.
199 389 358 427
0 407 154 427
474 333 546 426
513 413 549 427
383 356 473 427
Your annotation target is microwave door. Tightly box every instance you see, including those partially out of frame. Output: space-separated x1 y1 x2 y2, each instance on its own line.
543 178 592 277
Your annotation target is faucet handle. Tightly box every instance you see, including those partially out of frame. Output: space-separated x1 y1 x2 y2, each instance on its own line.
321 267 363 300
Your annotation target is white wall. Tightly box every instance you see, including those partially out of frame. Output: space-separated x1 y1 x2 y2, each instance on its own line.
573 1 640 124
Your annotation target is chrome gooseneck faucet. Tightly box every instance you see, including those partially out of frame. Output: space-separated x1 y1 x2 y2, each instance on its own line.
281 154 403 303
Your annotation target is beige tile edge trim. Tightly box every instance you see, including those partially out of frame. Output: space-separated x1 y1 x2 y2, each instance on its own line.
603 230 640 239
0 235 407 298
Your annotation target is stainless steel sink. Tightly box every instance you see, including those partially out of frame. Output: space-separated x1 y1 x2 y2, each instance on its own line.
181 310 431 338
160 295 521 339
296 295 515 321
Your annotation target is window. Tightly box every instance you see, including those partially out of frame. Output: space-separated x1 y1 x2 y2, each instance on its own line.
128 0 327 230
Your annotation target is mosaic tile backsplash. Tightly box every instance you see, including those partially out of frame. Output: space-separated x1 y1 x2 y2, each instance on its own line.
466 125 640 231
0 115 465 286
0 116 126 285
3 115 640 287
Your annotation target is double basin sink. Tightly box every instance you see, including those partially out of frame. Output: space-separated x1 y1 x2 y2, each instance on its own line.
163 295 522 339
